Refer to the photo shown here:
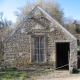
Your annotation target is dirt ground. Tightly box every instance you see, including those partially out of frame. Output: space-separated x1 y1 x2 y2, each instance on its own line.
37 77 80 80
25 69 80 80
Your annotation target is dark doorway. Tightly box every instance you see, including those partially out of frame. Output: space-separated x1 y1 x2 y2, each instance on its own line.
56 42 70 69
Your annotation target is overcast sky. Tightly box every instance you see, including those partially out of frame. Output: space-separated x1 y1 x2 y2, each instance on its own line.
0 0 80 23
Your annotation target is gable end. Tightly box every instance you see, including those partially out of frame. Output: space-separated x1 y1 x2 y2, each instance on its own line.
5 6 77 42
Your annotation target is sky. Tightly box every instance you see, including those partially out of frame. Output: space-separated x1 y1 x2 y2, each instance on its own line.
56 0 80 20
0 0 80 23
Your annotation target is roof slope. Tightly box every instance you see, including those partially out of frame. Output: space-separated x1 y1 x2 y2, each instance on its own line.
5 6 77 42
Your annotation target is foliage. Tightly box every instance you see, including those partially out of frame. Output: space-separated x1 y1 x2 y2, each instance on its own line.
78 41 80 46
0 12 13 43
77 41 80 51
75 25 80 33
8 66 17 71
0 66 26 79
77 69 80 73
0 13 14 65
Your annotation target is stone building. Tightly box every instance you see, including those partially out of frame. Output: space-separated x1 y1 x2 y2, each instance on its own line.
4 6 77 70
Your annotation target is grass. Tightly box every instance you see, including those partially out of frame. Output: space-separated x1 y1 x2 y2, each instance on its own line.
0 71 27 80
76 69 80 73
0 66 52 80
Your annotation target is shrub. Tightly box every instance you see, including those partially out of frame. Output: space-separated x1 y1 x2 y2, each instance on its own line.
9 66 17 71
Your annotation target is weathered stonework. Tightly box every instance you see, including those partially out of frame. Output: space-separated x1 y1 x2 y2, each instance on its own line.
4 6 77 71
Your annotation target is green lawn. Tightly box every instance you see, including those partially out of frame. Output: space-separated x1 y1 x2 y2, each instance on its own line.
0 71 27 80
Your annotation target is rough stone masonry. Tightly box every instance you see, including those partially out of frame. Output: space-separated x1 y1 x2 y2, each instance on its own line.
4 6 77 71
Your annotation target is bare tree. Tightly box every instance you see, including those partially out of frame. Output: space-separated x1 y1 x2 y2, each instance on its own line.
14 0 64 27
